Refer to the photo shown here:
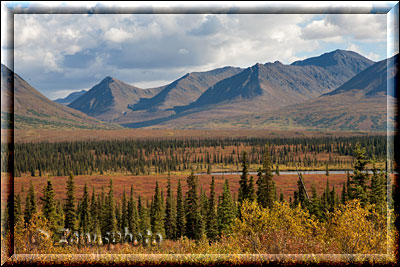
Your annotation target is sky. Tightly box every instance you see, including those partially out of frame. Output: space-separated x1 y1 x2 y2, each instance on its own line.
1 2 398 100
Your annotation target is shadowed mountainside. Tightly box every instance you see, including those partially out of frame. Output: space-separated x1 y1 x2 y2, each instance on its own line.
154 55 396 131
68 77 162 121
1 64 120 130
54 90 87 105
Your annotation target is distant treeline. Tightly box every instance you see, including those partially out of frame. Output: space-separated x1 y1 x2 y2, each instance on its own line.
5 135 387 176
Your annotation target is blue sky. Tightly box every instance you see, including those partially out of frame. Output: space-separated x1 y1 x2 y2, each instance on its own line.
2 2 397 99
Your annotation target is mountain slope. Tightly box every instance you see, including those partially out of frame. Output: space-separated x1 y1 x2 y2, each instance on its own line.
165 50 375 117
1 64 119 130
291 49 374 82
164 55 396 131
68 77 162 121
54 90 87 105
131 66 242 111
324 54 398 97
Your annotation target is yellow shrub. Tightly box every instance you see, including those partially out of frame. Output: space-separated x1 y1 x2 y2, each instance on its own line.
327 199 388 254
232 200 324 254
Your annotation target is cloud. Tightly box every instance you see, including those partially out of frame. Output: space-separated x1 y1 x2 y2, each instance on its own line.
189 15 222 36
301 14 386 43
346 44 381 61
103 27 133 43
11 13 387 99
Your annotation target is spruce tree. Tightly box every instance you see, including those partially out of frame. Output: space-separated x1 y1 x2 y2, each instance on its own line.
276 165 280 176
321 178 330 211
115 203 122 238
206 176 218 241
185 172 203 240
309 184 323 220
14 194 22 226
200 189 208 236
150 181 165 237
295 173 309 209
370 162 387 214
127 185 138 237
78 184 91 235
104 179 117 234
341 182 347 204
164 176 176 240
247 176 256 202
329 185 337 211
347 143 370 206
64 173 77 231
279 190 284 202
90 187 100 234
24 180 37 225
238 151 249 204
175 179 185 239
137 196 151 235
325 163 330 176
121 190 128 232
40 179 59 232
217 179 236 236
257 144 276 209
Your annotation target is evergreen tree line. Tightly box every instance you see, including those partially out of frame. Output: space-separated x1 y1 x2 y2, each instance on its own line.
9 143 390 245
11 135 387 176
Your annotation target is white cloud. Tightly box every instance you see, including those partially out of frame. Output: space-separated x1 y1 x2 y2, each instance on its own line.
301 14 386 43
104 27 133 43
347 44 381 61
10 12 388 98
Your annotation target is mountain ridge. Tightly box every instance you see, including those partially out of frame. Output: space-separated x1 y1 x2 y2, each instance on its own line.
148 54 396 131
68 76 162 121
1 64 119 130
54 90 87 105
174 49 374 114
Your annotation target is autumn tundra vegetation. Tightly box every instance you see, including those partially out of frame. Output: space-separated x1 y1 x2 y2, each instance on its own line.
1 138 397 265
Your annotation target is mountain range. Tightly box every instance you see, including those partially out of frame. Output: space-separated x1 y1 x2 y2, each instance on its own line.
54 90 87 105
151 54 396 131
2 49 395 131
0 64 120 130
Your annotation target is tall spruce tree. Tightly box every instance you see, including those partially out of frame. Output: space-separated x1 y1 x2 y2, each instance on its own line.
137 196 150 235
206 176 218 241
217 179 236 236
90 187 100 235
121 190 128 232
370 162 387 214
24 180 37 225
341 182 347 204
175 179 185 239
64 173 77 231
247 176 256 202
78 184 91 235
238 151 249 204
185 172 204 240
151 181 165 237
295 173 309 209
41 180 60 232
200 189 208 237
14 194 22 226
348 143 370 206
164 176 176 240
257 144 276 209
127 185 138 237
104 179 117 234
321 178 330 211
309 184 323 220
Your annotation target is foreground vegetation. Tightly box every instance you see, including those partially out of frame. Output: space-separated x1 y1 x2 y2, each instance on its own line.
2 142 397 265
